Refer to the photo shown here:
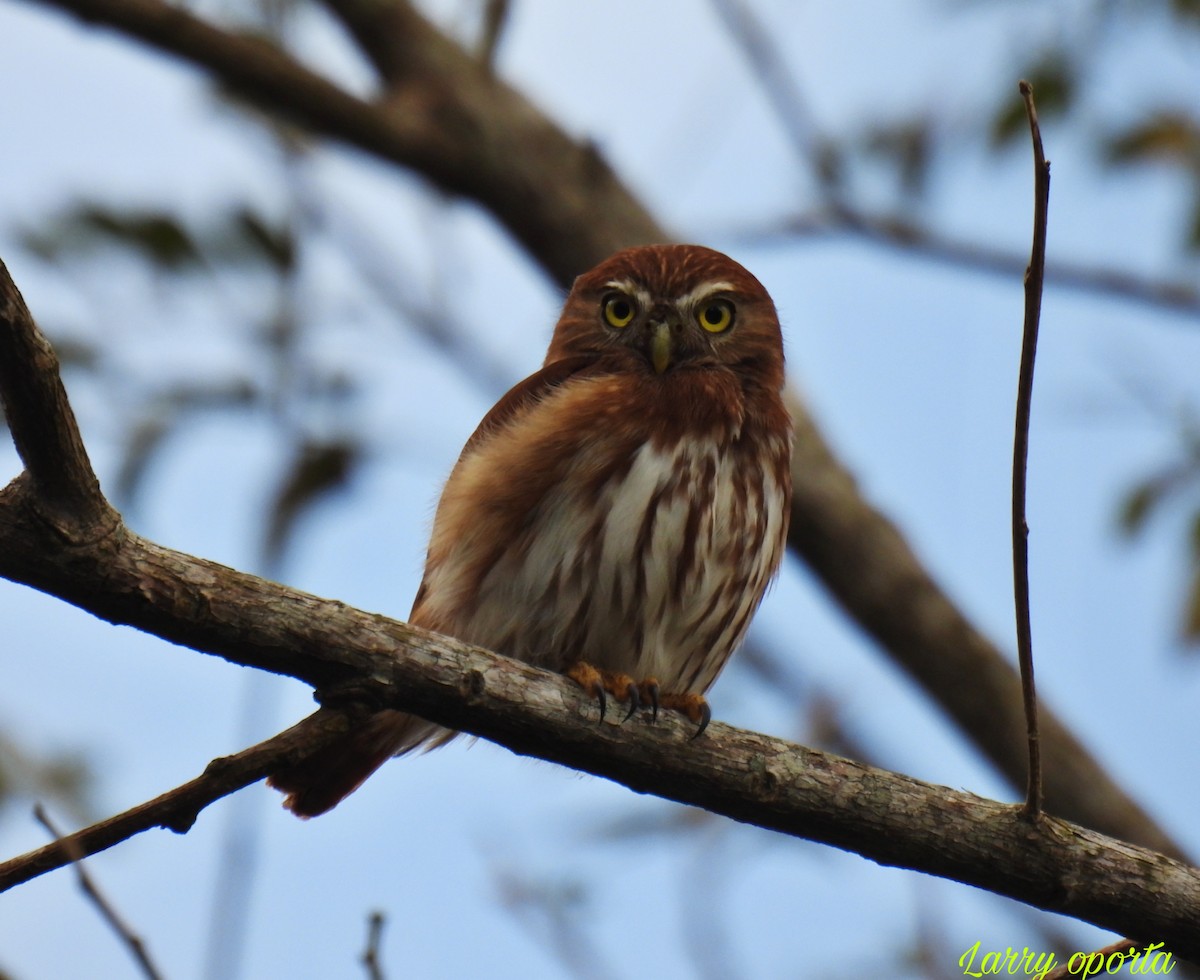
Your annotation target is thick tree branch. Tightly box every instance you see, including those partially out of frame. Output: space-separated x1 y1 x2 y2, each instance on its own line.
1 505 1199 953
2 257 1199 951
27 0 663 286
11 0 1190 861
0 258 112 530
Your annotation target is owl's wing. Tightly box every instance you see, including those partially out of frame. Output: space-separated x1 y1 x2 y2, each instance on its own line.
458 353 602 459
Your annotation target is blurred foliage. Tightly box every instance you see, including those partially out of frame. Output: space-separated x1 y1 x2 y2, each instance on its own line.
17 195 360 570
1118 411 1200 644
22 206 204 271
20 203 296 275
262 438 360 574
989 48 1077 147
977 0 1200 642
1104 112 1200 250
861 117 936 200
0 733 95 825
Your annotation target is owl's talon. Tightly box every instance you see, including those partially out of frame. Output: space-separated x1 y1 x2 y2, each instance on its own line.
566 662 608 723
622 684 641 722
658 692 711 738
568 665 710 735
639 679 661 722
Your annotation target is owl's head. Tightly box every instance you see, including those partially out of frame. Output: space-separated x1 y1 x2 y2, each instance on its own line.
547 244 784 391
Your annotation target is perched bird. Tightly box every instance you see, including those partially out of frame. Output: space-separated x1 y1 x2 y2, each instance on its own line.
269 244 792 816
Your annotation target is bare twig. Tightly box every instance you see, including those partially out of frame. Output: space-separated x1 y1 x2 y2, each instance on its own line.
782 396 1181 855
1013 80 1050 819
477 0 511 71
34 805 166 980
707 0 824 175
1042 939 1139 980
0 712 348 892
754 207 1200 319
360 910 386 980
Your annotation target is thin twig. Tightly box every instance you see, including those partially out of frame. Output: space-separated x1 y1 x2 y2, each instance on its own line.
754 207 1200 319
477 0 511 71
0 711 347 893
707 0 825 178
360 910 386 980
1042 939 1137 980
34 805 166 980
1014 80 1050 820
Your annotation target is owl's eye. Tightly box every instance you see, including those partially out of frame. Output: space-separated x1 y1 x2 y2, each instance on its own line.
697 299 735 334
602 294 636 328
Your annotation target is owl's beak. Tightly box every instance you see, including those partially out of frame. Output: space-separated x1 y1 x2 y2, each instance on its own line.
649 320 672 374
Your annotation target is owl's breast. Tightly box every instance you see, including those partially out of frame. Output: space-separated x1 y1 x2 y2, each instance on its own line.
411 372 791 693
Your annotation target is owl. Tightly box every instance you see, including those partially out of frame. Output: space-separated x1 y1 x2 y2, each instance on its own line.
270 244 793 816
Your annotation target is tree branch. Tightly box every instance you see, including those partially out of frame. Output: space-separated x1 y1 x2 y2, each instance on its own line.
758 206 1200 319
33 805 166 980
0 258 112 530
1013 81 1050 818
0 711 348 892
2 534 1199 954
12 0 1191 861
27 0 664 286
1 257 1199 954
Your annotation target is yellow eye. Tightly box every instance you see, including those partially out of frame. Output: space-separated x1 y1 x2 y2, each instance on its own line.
697 299 734 333
602 294 636 328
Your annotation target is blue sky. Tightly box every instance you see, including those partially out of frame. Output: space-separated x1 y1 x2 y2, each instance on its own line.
2 1 1199 977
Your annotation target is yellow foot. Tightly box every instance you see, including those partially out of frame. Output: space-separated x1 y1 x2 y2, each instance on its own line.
564 664 710 737
658 691 712 739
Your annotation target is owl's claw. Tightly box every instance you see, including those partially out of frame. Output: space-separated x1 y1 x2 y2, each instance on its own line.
639 679 660 722
659 692 712 739
565 662 607 723
566 665 707 736
622 684 641 722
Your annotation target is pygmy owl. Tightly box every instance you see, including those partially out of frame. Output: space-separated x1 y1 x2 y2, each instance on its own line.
270 244 792 816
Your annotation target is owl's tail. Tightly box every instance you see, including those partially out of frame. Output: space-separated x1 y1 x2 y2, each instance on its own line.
267 710 456 817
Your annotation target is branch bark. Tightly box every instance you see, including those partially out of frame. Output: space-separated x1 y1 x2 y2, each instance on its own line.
2 464 1200 953
14 0 1190 862
2 242 1200 953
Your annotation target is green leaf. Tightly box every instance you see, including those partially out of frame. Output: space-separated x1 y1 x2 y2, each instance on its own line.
862 118 933 198
115 381 259 510
1188 182 1200 252
262 439 359 571
233 206 296 272
1118 474 1175 536
1170 0 1200 24
1105 111 1200 166
990 55 1075 147
20 203 203 271
77 206 202 269
1182 565 1200 643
